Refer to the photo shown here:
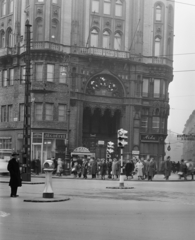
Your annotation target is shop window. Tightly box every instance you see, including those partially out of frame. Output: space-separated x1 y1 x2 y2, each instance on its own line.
35 103 43 121
154 79 160 98
9 68 14 85
45 103 54 121
141 117 148 133
20 66 26 84
59 66 67 84
19 103 24 121
152 117 160 133
90 28 99 47
2 70 7 87
1 105 6 122
114 32 121 50
35 63 43 81
115 0 122 17
58 104 66 122
0 30 5 48
92 0 99 13
154 37 161 56
8 105 13 122
0 138 12 149
104 0 111 15
46 64 54 82
103 30 110 49
155 5 162 21
35 18 44 41
142 79 149 97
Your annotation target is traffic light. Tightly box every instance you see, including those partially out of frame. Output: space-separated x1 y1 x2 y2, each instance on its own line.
117 129 128 148
107 141 114 154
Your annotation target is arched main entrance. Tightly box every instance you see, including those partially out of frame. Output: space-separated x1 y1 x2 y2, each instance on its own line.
82 73 124 159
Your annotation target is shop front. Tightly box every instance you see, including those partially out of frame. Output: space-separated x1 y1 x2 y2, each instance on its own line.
32 132 66 172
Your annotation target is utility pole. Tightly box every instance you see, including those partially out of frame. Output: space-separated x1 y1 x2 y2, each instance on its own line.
22 20 32 181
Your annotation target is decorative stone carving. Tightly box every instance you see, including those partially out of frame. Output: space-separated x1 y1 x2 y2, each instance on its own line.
37 8 43 14
53 9 58 16
8 19 12 26
1 22 4 27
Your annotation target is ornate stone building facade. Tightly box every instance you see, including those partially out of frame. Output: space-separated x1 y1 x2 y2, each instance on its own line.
0 0 175 169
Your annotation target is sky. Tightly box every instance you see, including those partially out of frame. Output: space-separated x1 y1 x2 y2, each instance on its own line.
168 0 195 134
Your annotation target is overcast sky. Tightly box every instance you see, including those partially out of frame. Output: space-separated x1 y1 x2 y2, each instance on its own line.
168 0 195 134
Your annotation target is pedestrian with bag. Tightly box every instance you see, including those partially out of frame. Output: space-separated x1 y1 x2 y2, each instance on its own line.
7 152 22 197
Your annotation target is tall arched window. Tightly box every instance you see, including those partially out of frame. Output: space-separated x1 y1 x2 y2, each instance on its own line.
7 28 13 47
35 18 43 41
167 38 172 57
154 37 161 56
0 30 5 48
103 30 110 49
51 18 60 42
114 32 121 50
155 5 162 21
90 28 99 47
115 0 122 17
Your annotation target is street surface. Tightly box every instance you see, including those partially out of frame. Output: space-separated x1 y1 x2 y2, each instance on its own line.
0 175 195 240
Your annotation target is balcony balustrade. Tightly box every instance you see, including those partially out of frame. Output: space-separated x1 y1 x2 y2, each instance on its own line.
1 41 173 67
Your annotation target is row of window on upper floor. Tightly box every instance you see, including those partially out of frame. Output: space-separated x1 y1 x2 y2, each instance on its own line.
142 79 166 99
0 103 67 123
140 116 166 134
0 64 68 86
92 0 123 17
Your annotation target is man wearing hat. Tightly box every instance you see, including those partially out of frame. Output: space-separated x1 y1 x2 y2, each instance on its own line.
7 152 22 197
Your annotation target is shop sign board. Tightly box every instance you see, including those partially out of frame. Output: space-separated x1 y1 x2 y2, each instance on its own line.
33 133 42 138
132 150 140 155
44 133 66 139
73 147 90 153
141 134 164 142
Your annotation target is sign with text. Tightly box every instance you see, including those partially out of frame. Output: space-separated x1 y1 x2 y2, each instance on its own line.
141 134 164 142
44 133 66 139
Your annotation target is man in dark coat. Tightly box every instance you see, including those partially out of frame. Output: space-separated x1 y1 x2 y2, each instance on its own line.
164 156 172 180
7 152 22 197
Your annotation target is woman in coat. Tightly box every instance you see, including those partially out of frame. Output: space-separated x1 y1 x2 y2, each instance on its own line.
91 158 97 179
7 152 22 197
135 159 144 180
112 158 118 179
100 159 107 180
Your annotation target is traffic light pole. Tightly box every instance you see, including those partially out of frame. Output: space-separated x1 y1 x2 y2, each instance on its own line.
119 148 124 188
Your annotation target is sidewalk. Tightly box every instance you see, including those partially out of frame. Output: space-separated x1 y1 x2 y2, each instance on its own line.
0 173 193 183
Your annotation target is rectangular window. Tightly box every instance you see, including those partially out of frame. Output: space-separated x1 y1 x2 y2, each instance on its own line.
2 70 7 87
115 0 122 17
142 79 149 97
1 105 6 122
45 103 54 121
35 63 43 81
58 104 66 122
9 68 14 86
141 117 148 133
35 103 43 121
19 103 24 121
154 79 160 98
152 117 160 133
0 138 12 150
2 0 6 16
104 0 111 15
21 66 26 84
47 64 54 82
8 105 13 122
59 66 67 84
92 0 99 13
9 0 14 13
52 0 58 3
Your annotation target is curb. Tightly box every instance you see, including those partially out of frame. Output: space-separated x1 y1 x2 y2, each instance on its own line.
24 197 70 203
0 181 44 185
106 187 134 189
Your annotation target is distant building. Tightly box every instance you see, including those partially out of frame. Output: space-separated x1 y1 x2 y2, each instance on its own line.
0 0 175 170
165 130 183 162
182 110 195 161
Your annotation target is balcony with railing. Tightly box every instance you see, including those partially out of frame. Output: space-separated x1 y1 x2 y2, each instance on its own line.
19 41 173 67
0 47 17 57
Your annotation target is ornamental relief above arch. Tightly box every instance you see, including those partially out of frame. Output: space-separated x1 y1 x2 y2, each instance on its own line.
85 73 125 98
